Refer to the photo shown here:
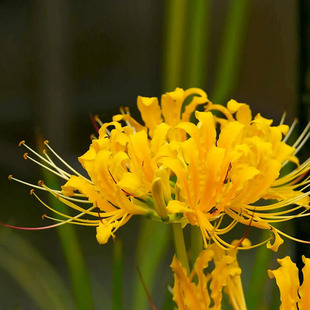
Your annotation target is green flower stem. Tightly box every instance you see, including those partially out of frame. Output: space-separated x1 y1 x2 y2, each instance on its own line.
172 223 190 274
132 220 170 310
162 0 188 91
212 0 251 105
112 239 123 310
245 230 272 309
185 0 210 88
190 225 203 268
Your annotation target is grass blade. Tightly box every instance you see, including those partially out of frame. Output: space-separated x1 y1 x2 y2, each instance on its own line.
0 228 73 310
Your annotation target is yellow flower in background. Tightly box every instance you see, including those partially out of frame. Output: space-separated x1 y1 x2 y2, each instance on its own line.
10 87 310 247
171 240 247 310
268 256 310 310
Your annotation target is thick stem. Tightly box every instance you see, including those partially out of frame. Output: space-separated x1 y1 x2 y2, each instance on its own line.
190 225 203 268
172 223 190 274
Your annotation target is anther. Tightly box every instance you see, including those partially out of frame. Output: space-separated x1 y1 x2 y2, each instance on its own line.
23 153 28 160
42 214 46 220
38 180 44 186
30 189 34 195
8 174 13 181
19 140 25 147
43 149 46 154
44 140 49 145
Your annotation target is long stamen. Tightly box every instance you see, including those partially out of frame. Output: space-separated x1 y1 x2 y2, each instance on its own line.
234 208 255 249
43 141 92 183
43 150 72 179
120 106 137 133
23 153 69 180
43 214 99 226
89 113 100 133
291 121 310 150
19 141 69 179
279 111 287 125
294 126 310 156
283 118 297 143
9 175 91 203
94 114 104 127
274 227 310 244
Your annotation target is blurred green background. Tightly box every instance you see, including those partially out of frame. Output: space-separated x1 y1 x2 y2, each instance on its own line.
1 1 309 309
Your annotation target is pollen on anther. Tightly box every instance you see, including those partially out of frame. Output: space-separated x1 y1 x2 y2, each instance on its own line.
8 174 13 181
38 180 44 186
42 214 46 220
23 153 28 160
43 149 47 154
30 189 34 195
44 140 49 145
18 140 25 147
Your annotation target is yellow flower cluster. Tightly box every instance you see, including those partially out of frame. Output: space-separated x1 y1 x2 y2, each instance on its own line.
59 87 309 249
7 87 310 309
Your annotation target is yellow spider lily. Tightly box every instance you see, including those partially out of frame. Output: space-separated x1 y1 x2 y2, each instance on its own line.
8 88 310 248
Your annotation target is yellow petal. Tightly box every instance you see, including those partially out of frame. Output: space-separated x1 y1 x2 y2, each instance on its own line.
266 227 284 252
150 122 170 154
96 222 114 244
161 88 184 126
62 175 116 212
117 172 144 196
227 99 252 124
268 256 299 310
182 88 209 122
170 255 205 310
166 200 193 214
217 121 244 149
137 96 162 136
299 255 310 310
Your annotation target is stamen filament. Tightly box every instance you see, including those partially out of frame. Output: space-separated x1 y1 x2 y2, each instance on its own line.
44 141 92 183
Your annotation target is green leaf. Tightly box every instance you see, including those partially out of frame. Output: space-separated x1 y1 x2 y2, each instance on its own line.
0 228 73 310
112 239 123 310
131 220 170 310
42 170 94 310
212 0 251 105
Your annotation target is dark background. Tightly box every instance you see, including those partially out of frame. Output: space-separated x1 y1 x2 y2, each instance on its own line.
0 1 309 309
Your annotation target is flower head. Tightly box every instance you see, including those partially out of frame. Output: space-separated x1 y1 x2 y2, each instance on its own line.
8 88 310 248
